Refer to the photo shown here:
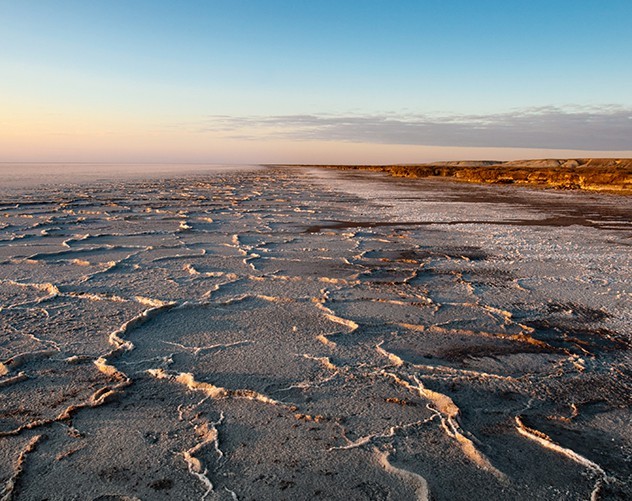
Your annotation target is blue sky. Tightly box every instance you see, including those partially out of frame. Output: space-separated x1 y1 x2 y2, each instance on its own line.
1 1 631 162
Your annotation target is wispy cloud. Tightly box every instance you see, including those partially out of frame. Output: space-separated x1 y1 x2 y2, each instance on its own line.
192 106 632 151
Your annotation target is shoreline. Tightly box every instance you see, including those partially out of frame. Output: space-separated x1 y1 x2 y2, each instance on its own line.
273 158 632 194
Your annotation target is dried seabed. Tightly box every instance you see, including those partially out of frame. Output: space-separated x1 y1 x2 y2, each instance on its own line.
0 168 630 500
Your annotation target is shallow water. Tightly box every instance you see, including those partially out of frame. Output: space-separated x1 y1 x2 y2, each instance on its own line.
0 166 630 500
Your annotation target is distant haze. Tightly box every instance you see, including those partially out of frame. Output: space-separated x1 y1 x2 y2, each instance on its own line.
0 164 260 188
1 1 631 163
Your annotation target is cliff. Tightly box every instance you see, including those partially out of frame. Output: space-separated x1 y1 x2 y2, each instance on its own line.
283 159 632 193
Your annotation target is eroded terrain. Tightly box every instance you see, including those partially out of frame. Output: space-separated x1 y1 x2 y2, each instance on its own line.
0 166 630 500
289 158 632 193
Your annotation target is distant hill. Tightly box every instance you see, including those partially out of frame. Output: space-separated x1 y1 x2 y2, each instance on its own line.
282 159 632 193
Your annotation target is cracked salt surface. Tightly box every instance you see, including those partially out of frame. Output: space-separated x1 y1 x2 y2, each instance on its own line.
0 165 630 500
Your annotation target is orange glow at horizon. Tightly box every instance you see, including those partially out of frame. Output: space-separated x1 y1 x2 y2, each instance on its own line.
3 105 631 165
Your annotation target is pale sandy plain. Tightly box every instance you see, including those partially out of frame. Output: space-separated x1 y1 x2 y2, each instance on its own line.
0 165 630 500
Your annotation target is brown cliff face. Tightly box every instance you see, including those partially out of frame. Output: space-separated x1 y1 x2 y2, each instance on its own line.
286 159 632 193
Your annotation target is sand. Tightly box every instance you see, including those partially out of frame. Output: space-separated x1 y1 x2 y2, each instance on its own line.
0 165 630 500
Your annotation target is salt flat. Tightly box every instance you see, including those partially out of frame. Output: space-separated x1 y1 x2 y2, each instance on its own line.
0 165 630 500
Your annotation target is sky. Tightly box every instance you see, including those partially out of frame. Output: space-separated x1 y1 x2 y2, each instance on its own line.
1 0 631 164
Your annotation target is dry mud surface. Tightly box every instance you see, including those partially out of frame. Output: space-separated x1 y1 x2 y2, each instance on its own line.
0 166 630 500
